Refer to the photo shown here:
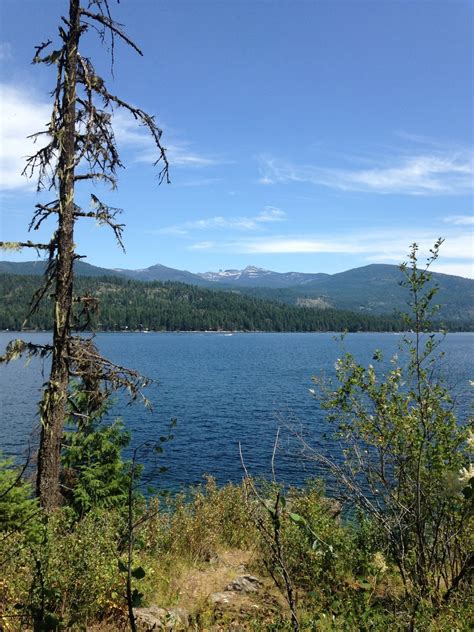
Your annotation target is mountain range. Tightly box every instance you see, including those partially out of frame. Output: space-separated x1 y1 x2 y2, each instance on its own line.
1 260 472 323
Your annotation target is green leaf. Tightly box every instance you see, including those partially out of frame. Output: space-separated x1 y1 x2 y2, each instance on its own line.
43 612 61 630
131 566 146 580
358 579 372 591
131 588 144 608
289 512 307 526
118 559 128 573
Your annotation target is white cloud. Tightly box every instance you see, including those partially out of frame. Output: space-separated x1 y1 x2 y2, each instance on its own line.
394 130 446 148
187 230 474 277
255 206 286 222
430 262 474 278
0 84 51 190
258 152 473 196
190 240 215 251
443 214 474 225
166 146 217 167
113 112 218 167
157 206 286 235
177 177 222 187
228 237 367 254
0 84 220 192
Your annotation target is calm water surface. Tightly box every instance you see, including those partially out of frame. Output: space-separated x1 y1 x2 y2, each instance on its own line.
1 332 472 490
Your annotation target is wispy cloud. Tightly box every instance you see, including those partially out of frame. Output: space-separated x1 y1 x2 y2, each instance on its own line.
429 263 474 278
166 146 218 167
187 230 474 277
113 112 219 167
443 214 474 225
176 177 223 187
156 206 286 236
0 83 220 191
394 130 449 149
258 151 473 196
0 84 51 190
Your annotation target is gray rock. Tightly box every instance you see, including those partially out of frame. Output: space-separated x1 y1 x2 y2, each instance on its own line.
209 591 236 605
224 575 262 593
134 605 189 631
203 549 219 564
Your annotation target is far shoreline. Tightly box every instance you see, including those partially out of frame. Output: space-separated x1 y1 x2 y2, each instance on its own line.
1 329 473 335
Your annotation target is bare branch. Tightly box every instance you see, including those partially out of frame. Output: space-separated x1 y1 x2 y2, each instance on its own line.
0 240 55 253
73 194 125 251
80 8 143 56
67 336 152 408
32 39 53 62
271 426 280 483
29 201 60 232
0 338 53 364
23 253 58 326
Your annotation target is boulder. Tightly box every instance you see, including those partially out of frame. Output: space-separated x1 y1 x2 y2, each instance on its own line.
224 575 262 593
209 591 237 606
133 606 189 631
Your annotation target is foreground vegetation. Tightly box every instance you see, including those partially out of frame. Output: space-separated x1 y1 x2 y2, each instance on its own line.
0 475 472 631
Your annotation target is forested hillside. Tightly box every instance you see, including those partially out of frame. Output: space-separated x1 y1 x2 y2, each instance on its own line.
225 265 474 322
0 274 409 332
2 260 472 323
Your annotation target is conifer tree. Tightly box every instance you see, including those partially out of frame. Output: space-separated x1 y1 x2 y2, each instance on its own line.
0 0 169 510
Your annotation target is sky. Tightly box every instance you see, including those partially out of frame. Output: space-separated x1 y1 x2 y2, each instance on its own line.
0 0 472 277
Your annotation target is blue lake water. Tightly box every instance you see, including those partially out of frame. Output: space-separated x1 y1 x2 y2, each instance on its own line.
1 332 472 490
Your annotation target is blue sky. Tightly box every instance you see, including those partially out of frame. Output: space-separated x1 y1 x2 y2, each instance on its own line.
0 0 472 277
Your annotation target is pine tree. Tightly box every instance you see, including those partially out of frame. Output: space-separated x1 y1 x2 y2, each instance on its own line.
0 0 168 510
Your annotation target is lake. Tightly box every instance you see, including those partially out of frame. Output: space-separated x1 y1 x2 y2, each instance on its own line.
1 331 472 490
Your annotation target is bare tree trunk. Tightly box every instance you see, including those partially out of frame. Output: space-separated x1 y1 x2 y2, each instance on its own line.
36 0 80 510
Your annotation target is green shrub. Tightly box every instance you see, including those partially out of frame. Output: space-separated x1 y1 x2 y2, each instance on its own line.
161 476 256 562
309 242 473 608
61 418 135 516
0 452 38 535
1 508 128 629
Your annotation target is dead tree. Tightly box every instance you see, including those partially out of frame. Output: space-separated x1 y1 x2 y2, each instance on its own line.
0 0 169 511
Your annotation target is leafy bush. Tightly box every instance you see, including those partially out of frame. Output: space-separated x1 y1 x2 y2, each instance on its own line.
1 508 127 629
309 242 473 610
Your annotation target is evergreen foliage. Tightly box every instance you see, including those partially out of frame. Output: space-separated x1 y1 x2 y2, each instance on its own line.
0 452 38 534
1 273 417 333
61 416 135 516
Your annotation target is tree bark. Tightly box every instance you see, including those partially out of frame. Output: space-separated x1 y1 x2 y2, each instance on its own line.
36 0 80 510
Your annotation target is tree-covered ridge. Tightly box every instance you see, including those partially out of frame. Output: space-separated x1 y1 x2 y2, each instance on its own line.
225 264 474 322
2 260 472 323
0 274 413 332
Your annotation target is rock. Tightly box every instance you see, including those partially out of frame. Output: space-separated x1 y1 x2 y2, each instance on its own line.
224 575 262 593
202 549 219 564
209 591 236 605
133 605 189 631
